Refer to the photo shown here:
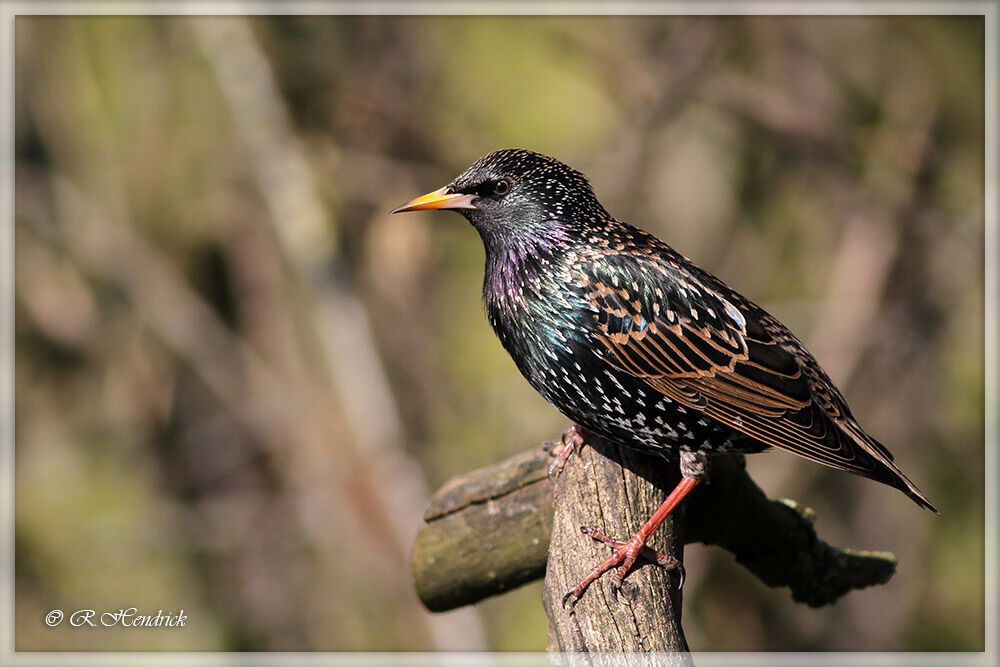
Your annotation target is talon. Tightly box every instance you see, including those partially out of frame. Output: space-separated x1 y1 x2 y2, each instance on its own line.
608 580 619 603
562 589 579 609
548 426 586 479
610 565 630 594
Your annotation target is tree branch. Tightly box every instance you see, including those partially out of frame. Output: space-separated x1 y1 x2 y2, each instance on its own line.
413 448 554 612
411 438 897 615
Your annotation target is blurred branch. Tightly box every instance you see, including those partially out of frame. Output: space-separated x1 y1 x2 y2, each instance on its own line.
193 17 414 539
413 441 897 613
804 211 899 382
43 174 288 424
807 120 936 385
192 18 485 649
702 71 845 157
558 18 723 204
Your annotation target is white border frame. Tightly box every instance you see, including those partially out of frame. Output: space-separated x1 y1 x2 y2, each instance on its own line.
0 2 994 665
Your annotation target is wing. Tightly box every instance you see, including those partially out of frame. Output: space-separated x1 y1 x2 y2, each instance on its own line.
574 250 936 511
577 253 814 424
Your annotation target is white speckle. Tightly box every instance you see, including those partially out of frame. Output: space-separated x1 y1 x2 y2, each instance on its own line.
722 299 746 330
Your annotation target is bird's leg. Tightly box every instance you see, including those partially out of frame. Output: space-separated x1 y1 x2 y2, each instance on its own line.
547 425 587 478
562 451 706 608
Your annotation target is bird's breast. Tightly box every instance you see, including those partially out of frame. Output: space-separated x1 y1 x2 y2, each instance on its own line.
484 253 586 368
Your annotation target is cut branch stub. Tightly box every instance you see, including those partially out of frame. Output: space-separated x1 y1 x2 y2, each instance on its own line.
411 448 553 612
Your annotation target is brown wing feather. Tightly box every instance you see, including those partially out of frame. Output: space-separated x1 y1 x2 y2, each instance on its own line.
573 244 936 512
578 262 896 476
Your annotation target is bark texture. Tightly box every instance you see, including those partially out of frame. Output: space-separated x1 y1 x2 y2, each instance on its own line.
541 436 691 656
411 437 898 653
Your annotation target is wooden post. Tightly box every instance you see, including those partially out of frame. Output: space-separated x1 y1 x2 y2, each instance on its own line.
542 436 691 656
411 437 898 653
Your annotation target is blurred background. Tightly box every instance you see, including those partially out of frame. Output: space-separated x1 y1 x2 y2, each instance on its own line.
13 15 984 651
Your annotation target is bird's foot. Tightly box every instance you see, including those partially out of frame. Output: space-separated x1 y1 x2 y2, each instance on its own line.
561 526 684 608
561 475 700 608
583 527 685 585
547 425 587 479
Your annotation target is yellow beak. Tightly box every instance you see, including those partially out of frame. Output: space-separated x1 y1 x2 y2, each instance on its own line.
390 187 477 214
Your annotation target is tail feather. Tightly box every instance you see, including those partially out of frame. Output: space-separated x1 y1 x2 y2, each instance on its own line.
844 424 939 514
876 457 939 514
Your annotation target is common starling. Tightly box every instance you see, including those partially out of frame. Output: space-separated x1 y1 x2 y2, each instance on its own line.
392 149 937 606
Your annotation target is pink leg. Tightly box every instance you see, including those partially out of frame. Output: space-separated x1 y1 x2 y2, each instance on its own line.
563 475 700 607
547 425 587 478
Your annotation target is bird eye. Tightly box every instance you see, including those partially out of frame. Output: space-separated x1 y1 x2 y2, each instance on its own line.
494 180 510 195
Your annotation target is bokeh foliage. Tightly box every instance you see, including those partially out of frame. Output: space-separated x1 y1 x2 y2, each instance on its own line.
13 15 984 651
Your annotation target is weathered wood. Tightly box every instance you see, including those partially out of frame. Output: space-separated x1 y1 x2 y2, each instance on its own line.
542 436 691 655
411 440 897 617
412 448 554 611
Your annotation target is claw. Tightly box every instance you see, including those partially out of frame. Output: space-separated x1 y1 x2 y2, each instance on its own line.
547 426 586 479
546 456 567 479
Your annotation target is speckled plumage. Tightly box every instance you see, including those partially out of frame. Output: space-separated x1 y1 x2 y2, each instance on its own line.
393 148 937 603
401 149 935 514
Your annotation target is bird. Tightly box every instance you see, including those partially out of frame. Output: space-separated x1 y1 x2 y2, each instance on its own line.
391 148 937 607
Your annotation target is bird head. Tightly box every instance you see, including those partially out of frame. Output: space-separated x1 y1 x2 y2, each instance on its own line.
391 149 607 244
